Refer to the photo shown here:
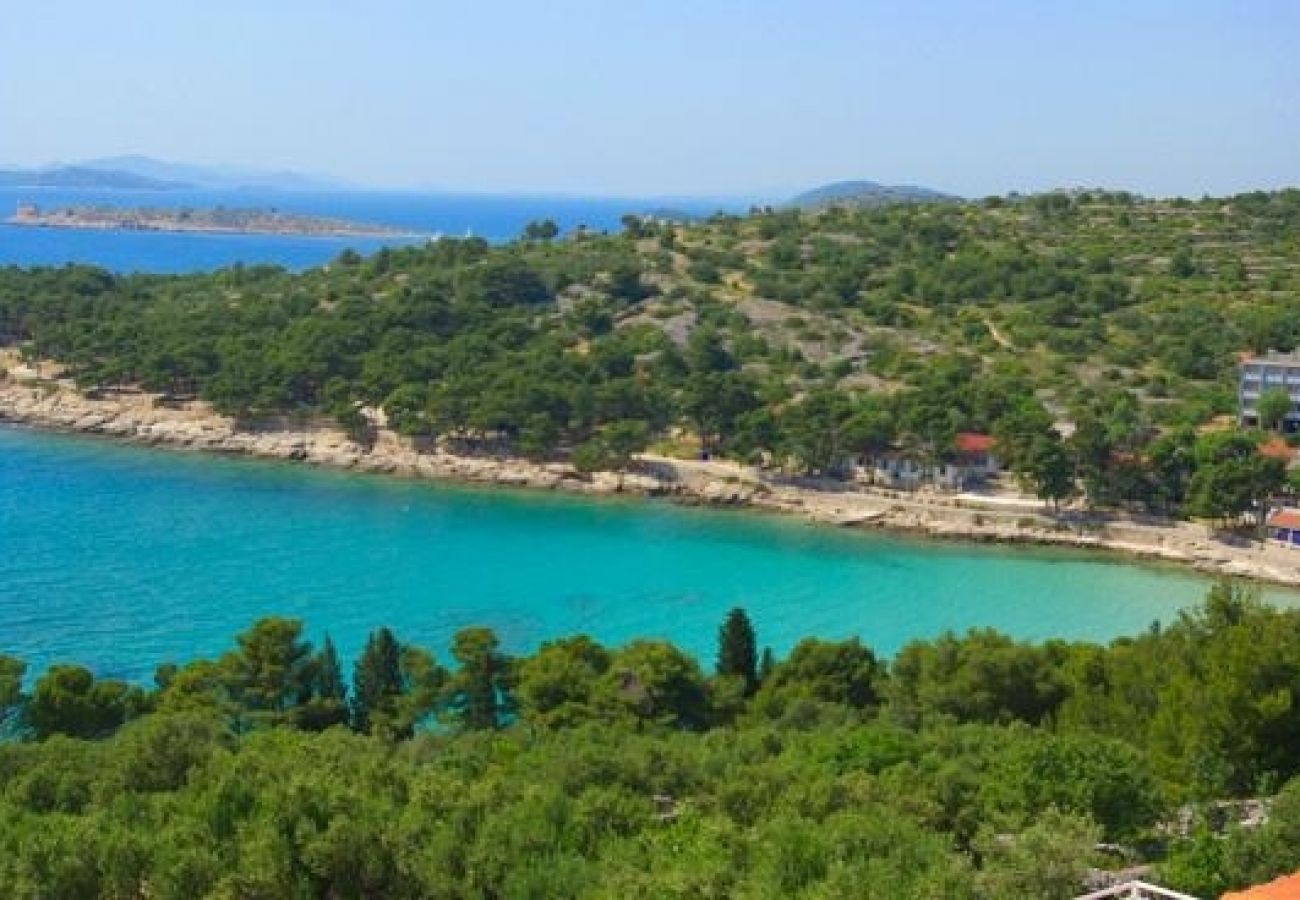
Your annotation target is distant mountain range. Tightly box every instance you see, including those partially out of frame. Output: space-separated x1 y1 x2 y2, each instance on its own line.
79 156 349 192
0 165 190 191
0 156 347 192
787 180 960 210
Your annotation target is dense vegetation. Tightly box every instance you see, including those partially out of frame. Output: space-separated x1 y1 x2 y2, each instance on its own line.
3 584 1300 897
3 190 1300 516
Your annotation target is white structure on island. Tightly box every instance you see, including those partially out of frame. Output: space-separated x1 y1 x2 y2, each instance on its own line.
1239 351 1300 431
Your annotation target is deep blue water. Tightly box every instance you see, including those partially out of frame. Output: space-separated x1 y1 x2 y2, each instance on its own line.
3 425 1292 683
0 187 737 273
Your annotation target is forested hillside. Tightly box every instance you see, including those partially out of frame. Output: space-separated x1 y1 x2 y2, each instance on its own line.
3 585 1300 897
2 190 1299 514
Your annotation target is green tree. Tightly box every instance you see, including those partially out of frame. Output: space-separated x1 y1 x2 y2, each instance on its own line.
460 256 551 307
0 655 23 710
1022 432 1075 509
297 634 348 730
716 607 759 695
352 627 403 734
444 627 514 731
522 219 559 241
1186 431 1285 526
601 639 710 728
0 655 25 732
515 635 610 727
1257 387 1293 432
985 734 1163 840
778 389 857 474
681 372 759 452
25 664 137 739
572 419 650 473
887 629 1067 727
974 809 1100 900
755 637 883 717
223 617 315 727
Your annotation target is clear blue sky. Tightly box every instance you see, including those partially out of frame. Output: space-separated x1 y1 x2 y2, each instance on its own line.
2 1 1296 198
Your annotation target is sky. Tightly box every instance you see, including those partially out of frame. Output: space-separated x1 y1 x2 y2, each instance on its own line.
1 1 1296 199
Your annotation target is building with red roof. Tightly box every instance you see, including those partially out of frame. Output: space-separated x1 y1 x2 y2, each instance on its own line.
1222 869 1300 899
1266 508 1300 547
955 432 996 455
1258 436 1298 465
865 433 1002 492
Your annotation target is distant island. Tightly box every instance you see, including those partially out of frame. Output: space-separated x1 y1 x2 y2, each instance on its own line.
0 166 191 191
0 155 349 193
787 179 959 210
7 202 417 238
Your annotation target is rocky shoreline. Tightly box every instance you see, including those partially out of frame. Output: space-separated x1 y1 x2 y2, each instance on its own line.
5 371 1300 589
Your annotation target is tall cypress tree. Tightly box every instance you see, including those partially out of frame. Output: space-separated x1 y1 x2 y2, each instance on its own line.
317 635 346 704
352 627 402 733
296 634 349 731
717 607 758 695
758 646 776 686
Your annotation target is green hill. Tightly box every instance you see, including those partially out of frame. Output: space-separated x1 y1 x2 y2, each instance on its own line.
788 179 959 209
3 188 1299 513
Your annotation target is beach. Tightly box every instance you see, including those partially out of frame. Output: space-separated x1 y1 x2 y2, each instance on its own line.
5 354 1299 589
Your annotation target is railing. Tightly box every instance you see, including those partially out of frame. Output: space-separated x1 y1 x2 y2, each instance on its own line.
1075 882 1201 900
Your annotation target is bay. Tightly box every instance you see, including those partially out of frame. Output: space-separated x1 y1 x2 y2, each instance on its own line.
2 425 1289 682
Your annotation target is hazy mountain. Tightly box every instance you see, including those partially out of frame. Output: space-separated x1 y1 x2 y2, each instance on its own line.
0 165 191 190
78 155 349 192
788 180 960 210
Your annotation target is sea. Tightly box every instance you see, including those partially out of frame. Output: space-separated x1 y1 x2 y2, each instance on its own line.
0 186 741 273
3 426 1291 682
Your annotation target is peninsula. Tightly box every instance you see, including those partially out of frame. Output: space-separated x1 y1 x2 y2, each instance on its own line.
6 201 416 238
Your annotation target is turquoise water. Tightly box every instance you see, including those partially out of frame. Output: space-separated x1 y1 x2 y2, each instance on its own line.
1 425 1291 681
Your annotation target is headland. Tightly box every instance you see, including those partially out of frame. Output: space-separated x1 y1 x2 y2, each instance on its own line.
6 201 419 238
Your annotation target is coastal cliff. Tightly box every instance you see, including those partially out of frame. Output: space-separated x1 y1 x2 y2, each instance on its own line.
4 367 1300 587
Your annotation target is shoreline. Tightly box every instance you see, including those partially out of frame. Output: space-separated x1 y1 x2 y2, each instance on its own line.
5 371 1300 588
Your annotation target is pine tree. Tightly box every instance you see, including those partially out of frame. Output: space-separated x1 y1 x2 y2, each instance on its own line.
224 617 314 727
445 627 513 731
717 608 758 694
297 634 349 730
758 646 776 686
351 627 402 733
317 635 346 703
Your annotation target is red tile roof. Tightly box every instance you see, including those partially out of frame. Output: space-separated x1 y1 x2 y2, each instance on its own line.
955 432 995 454
1223 870 1300 899
1268 509 1300 530
1259 437 1297 462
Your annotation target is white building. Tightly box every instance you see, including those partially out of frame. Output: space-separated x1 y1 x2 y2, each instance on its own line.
1239 351 1300 431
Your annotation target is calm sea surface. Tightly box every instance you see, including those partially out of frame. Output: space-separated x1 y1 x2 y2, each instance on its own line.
0 187 737 273
3 426 1292 682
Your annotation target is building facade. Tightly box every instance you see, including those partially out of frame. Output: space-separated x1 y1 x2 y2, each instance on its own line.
1239 352 1300 431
